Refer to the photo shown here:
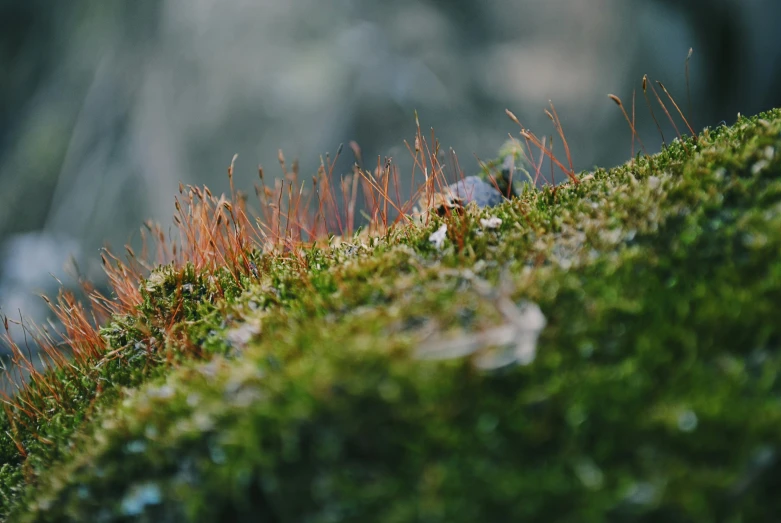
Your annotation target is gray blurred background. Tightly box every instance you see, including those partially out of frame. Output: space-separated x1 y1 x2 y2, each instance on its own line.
1 0 780 353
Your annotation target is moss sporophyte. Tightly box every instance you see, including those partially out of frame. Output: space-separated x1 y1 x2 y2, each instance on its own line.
2 68 781 520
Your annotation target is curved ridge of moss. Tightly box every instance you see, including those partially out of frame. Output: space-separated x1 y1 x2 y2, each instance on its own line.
7 109 781 521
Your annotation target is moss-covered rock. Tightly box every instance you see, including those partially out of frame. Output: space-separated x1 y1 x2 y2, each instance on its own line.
4 109 781 522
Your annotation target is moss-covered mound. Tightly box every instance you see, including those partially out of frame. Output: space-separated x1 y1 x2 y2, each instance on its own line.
4 109 781 522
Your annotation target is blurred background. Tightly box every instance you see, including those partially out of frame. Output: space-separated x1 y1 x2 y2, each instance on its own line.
1 0 780 354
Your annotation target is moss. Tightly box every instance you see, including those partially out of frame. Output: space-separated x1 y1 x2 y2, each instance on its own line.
0 263 247 517
4 109 781 521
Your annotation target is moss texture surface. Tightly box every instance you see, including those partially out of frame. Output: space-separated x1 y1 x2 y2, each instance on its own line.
2 109 781 521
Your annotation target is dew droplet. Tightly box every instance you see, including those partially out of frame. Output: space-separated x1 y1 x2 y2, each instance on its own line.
120 483 162 516
677 409 698 432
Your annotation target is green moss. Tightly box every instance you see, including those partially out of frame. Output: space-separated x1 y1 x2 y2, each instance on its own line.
5 109 781 521
0 262 249 517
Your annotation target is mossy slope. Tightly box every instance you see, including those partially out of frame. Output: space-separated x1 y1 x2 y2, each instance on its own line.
7 109 781 521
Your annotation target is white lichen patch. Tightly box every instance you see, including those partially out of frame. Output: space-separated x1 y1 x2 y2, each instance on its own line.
428 224 448 250
479 216 503 229
143 270 168 292
415 272 547 370
225 320 262 350
415 299 546 369
752 160 770 175
599 228 623 245
647 175 661 191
